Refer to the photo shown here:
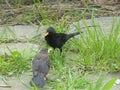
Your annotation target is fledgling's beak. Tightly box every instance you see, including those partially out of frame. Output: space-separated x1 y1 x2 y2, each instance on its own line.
48 48 53 53
45 32 49 36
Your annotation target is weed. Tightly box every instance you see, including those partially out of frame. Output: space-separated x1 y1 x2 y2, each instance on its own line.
87 73 117 90
0 47 37 76
68 15 120 72
0 25 17 43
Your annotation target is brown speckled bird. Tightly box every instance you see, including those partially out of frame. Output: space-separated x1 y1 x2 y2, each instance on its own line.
30 48 50 88
45 27 81 52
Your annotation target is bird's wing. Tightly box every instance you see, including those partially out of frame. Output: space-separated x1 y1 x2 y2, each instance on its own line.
32 59 42 76
55 34 67 44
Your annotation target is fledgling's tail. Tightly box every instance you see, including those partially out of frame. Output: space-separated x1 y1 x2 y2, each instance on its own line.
66 32 81 40
30 73 45 88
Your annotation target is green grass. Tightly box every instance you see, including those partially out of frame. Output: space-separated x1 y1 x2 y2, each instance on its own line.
0 47 37 76
0 1 119 90
69 17 120 72
87 74 117 90
0 25 17 43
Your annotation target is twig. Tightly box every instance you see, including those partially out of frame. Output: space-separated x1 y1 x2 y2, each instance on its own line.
0 85 11 88
73 25 100 30
5 0 14 14
5 0 13 9
80 25 100 30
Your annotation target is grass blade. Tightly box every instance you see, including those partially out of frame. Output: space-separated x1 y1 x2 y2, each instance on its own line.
102 78 117 90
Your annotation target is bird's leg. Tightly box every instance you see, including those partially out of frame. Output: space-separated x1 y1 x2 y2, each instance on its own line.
60 48 62 52
53 48 56 55
60 48 62 55
45 76 48 81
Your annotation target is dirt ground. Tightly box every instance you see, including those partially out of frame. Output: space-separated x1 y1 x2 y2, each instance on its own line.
0 1 120 25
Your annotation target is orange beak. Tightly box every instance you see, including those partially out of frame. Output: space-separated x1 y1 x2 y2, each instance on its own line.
45 32 49 36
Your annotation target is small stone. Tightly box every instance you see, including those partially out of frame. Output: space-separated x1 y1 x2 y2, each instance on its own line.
115 79 120 85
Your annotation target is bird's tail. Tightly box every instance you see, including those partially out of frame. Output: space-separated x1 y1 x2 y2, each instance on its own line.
30 73 45 88
66 32 81 40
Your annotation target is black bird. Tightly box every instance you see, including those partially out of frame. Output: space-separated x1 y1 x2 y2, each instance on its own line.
30 48 50 88
45 27 81 52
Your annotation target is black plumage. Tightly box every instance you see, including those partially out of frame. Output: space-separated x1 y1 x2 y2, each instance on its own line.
30 48 50 88
45 27 81 52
